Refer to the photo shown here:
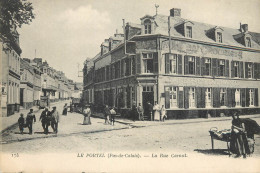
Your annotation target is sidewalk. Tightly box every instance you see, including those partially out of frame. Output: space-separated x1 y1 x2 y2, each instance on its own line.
0 100 69 133
92 112 260 128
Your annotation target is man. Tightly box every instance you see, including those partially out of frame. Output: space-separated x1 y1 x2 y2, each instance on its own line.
137 103 144 121
51 106 60 134
147 101 153 121
26 109 36 135
70 102 73 113
104 105 111 124
18 113 25 134
131 103 138 122
40 107 50 134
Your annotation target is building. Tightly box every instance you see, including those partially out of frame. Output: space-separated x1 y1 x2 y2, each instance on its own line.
20 59 34 109
83 8 260 119
0 27 21 116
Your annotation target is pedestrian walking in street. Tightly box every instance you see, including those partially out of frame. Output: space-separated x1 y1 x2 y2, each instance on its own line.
70 102 73 113
18 113 25 134
26 109 36 135
40 107 50 134
83 105 91 125
147 101 153 121
104 105 111 125
131 103 138 122
51 106 60 134
153 101 160 121
110 107 116 125
62 103 68 115
161 105 167 122
137 103 144 121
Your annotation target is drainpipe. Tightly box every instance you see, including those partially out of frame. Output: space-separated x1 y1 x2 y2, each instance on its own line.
168 16 171 53
122 19 126 54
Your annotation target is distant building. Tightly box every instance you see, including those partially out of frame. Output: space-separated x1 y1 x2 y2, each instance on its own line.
0 27 21 116
83 8 260 119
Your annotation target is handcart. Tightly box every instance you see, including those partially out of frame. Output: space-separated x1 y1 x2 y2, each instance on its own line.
209 127 231 155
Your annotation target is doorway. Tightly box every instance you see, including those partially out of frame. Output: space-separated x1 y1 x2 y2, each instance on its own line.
20 88 24 106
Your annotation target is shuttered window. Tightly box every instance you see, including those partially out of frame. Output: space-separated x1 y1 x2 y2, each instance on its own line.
234 61 239 77
165 86 178 108
205 58 211 76
205 88 212 107
248 63 253 78
219 59 225 76
189 87 196 108
143 53 156 73
235 89 241 107
136 54 141 74
185 56 195 75
170 54 177 74
220 88 226 107
165 54 182 74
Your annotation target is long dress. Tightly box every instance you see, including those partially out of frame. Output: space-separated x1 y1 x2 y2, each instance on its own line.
153 104 160 121
83 108 91 125
62 106 68 115
161 107 166 121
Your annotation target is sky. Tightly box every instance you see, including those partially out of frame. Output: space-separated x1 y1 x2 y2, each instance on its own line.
18 0 260 82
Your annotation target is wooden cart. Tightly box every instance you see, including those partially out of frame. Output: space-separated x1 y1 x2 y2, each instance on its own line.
209 127 231 155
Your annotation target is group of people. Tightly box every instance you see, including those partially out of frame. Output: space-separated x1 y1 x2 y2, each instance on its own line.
131 101 167 121
18 106 60 135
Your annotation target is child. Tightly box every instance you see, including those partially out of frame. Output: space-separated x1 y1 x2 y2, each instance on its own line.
18 113 25 134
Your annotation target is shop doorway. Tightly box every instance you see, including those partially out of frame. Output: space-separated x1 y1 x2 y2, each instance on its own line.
142 86 154 120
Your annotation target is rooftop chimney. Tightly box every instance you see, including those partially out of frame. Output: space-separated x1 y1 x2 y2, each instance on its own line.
241 24 248 32
170 8 181 17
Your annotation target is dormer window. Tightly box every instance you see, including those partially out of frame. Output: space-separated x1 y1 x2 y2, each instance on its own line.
217 32 222 43
144 19 151 34
186 26 192 38
245 37 251 47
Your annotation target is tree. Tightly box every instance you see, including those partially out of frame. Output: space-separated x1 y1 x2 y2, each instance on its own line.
0 0 35 41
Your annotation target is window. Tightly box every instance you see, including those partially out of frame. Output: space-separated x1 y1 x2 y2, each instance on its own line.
248 63 253 78
143 53 153 73
235 89 241 107
245 37 251 47
170 54 177 74
205 58 211 76
188 56 195 75
234 61 239 77
219 60 225 76
249 89 254 106
186 26 192 38
216 32 222 43
167 87 178 108
189 87 196 108
144 19 151 34
205 88 212 107
143 86 153 92
131 87 135 104
220 88 226 107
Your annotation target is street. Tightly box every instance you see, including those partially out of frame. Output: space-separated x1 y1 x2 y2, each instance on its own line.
1 101 260 158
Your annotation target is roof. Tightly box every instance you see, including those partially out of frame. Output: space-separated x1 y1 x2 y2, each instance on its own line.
152 14 260 49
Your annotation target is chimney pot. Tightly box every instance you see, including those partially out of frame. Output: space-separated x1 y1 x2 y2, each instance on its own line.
241 24 248 32
170 8 181 17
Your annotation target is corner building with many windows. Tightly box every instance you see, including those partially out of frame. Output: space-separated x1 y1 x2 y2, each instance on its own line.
83 8 260 119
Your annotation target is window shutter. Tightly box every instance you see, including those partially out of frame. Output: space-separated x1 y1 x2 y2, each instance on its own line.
196 87 202 108
217 59 220 76
258 63 260 79
254 63 258 79
132 56 136 75
245 62 249 78
177 54 182 74
136 54 141 74
196 57 200 75
241 88 246 107
255 88 258 106
201 88 206 108
239 61 244 78
212 58 218 77
227 88 232 107
184 56 189 75
121 59 124 77
232 89 236 107
165 90 170 109
225 60 229 77
246 88 250 107
165 54 170 74
153 52 158 73
184 87 189 109
201 57 206 76
178 89 184 108
231 61 234 78
213 88 220 108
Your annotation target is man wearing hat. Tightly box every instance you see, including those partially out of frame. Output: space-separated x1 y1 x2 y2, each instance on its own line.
40 107 50 134
26 109 36 134
51 106 60 134
83 104 91 125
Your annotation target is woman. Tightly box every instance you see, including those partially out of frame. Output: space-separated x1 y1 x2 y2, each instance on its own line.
230 112 250 158
62 103 68 116
83 105 91 125
153 101 160 121
161 105 167 122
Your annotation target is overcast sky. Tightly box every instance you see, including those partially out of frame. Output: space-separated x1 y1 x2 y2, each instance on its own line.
18 0 260 82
